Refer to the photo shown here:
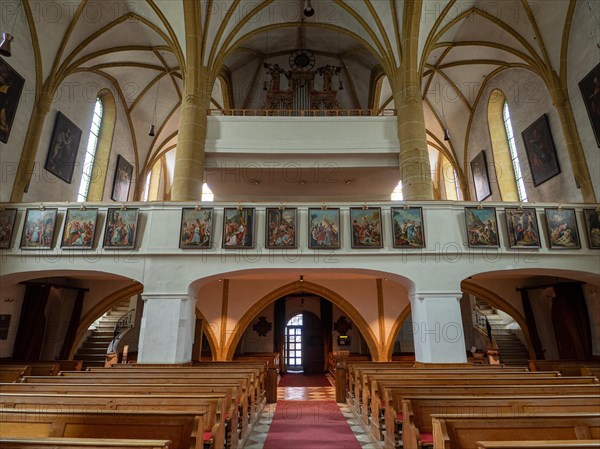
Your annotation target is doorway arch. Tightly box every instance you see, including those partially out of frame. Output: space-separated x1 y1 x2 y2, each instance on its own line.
224 280 382 361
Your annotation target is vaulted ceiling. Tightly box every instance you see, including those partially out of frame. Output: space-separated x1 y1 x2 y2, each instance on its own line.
14 0 584 200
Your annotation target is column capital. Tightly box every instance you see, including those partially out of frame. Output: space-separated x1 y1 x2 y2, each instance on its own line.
411 291 463 302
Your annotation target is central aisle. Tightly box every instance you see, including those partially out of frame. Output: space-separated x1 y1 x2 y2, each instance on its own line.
262 400 362 449
243 374 378 449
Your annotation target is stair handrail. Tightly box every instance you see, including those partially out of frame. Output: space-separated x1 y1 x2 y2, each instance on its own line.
473 308 498 351
107 309 136 354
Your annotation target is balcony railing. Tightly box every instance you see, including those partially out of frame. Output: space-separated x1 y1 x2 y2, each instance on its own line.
208 108 397 117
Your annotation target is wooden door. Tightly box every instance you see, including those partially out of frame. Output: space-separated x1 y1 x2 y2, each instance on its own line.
302 312 324 374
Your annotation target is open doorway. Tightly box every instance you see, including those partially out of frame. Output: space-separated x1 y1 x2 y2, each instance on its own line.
284 314 303 371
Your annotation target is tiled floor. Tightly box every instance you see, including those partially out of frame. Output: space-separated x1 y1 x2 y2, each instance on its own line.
242 384 381 449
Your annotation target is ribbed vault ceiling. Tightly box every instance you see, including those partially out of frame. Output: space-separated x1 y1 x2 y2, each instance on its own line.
18 0 583 200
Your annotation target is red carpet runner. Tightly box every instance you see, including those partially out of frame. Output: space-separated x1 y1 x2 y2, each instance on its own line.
263 401 362 449
278 373 331 387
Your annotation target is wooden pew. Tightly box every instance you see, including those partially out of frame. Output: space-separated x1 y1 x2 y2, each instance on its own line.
476 441 600 448
13 378 249 446
0 437 171 449
431 413 600 449
383 384 600 448
401 395 600 449
365 373 589 428
0 366 31 382
582 367 600 379
0 409 206 449
0 392 228 449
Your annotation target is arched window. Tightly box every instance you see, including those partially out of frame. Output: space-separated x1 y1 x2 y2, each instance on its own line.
487 90 527 202
391 181 403 201
202 183 214 202
502 101 528 202
77 98 103 202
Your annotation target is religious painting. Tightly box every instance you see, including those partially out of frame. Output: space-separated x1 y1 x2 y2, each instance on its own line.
0 57 25 143
464 207 499 248
265 208 297 249
583 209 600 249
578 62 600 147
44 112 83 184
103 208 139 249
505 207 541 249
60 208 98 249
0 208 17 249
521 114 561 187
391 207 425 249
544 208 581 249
350 207 383 249
308 208 340 250
111 155 134 202
179 208 214 249
470 150 492 201
20 208 58 250
222 208 255 249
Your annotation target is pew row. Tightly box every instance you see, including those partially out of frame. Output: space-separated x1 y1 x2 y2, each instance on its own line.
476 441 600 449
431 413 600 449
0 409 206 449
400 395 600 449
0 438 171 449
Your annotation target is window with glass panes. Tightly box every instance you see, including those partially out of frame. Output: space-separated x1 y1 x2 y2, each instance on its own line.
284 314 303 367
502 101 528 202
77 98 103 202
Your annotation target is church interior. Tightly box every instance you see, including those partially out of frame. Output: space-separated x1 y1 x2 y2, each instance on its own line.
0 1 599 448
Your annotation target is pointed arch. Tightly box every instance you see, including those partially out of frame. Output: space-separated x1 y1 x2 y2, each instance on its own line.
223 280 383 361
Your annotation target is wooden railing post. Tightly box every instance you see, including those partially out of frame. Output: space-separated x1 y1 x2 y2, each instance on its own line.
333 350 349 403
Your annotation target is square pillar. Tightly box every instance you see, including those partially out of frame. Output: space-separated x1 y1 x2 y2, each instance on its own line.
410 292 467 364
137 294 197 364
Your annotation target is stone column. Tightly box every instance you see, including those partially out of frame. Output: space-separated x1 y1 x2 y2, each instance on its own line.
394 73 434 201
10 94 52 202
409 292 467 364
171 0 211 201
549 74 596 203
137 294 197 363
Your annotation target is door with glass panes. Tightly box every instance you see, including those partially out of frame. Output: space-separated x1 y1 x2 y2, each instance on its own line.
284 314 303 369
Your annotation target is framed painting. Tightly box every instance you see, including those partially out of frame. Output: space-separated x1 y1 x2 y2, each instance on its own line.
180 208 214 249
0 208 18 249
265 208 297 249
578 62 600 147
464 207 499 248
308 208 340 250
544 208 580 249
350 207 383 249
505 207 541 249
103 208 139 249
470 150 492 201
60 208 98 249
20 208 58 250
583 209 600 249
111 155 134 202
391 207 425 248
522 114 561 187
44 112 82 184
222 208 255 249
0 57 25 143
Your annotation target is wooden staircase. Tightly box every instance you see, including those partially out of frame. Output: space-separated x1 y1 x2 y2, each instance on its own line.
75 300 131 369
475 299 529 366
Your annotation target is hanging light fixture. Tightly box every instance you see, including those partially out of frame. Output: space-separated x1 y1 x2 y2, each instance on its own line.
149 77 161 137
0 1 20 57
303 0 315 17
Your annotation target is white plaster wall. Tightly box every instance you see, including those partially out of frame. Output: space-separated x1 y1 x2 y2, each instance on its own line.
0 3 37 202
567 1 600 200
467 69 582 203
17 72 136 203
